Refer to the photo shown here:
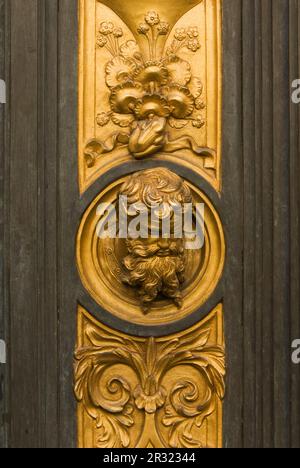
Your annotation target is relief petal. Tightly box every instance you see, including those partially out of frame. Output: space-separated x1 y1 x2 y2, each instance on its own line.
134 94 170 119
189 76 203 98
134 62 169 87
166 57 192 86
110 82 144 114
111 112 135 128
120 40 142 62
106 56 137 88
165 84 194 119
168 117 188 129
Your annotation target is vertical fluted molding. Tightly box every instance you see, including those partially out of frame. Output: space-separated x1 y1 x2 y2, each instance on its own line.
261 0 275 449
238 0 300 448
3 0 61 448
272 0 291 449
222 0 243 448
0 0 8 448
289 0 300 449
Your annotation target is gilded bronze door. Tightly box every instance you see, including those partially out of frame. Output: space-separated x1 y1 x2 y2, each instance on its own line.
76 0 226 448
1 0 300 449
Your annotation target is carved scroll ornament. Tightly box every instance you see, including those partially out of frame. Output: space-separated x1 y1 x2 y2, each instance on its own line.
75 306 225 448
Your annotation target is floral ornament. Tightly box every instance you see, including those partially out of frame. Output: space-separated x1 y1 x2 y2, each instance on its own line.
134 378 167 414
88 12 213 166
113 27 123 38
187 26 199 38
187 38 201 52
120 40 143 62
74 323 225 448
97 21 125 56
134 94 170 119
96 112 111 127
166 56 192 86
165 85 194 119
110 82 144 114
174 28 187 42
134 61 169 91
166 26 201 55
192 116 205 128
137 23 150 35
137 12 170 61
105 57 137 88
96 34 107 48
157 22 170 36
145 11 160 26
99 21 114 35
195 96 206 110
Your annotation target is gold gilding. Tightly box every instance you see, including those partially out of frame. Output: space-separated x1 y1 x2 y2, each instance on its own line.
78 0 222 193
75 304 225 448
76 1 224 449
76 169 225 326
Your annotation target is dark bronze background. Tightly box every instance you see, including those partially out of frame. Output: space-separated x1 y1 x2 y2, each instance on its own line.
0 0 299 448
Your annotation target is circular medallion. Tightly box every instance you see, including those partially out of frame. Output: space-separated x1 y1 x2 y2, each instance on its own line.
77 169 225 326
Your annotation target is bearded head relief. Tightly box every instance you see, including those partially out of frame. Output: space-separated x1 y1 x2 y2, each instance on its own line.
119 168 192 313
123 237 186 313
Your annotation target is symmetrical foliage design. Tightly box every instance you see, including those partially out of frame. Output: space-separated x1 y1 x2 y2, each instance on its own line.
84 9 214 166
74 315 225 448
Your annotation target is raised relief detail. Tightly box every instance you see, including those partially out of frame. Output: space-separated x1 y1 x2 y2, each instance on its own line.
120 168 191 313
76 168 225 326
77 0 224 450
79 0 222 193
84 9 214 166
75 305 225 448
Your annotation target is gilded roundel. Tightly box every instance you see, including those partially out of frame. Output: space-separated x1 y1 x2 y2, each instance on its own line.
76 167 225 326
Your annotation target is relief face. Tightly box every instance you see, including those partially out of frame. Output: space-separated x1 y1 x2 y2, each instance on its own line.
120 168 191 313
76 167 225 326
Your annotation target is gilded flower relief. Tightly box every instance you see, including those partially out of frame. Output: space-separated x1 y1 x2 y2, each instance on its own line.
84 9 215 170
75 306 225 449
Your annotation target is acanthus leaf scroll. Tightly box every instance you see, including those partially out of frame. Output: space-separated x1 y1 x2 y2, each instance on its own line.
75 308 225 448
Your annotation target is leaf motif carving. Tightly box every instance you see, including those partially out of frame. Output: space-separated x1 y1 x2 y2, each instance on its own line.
161 329 225 448
74 319 225 448
89 11 216 164
74 329 137 448
168 117 188 129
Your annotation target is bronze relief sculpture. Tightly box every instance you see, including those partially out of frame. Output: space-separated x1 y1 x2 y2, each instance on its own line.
120 168 191 312
76 0 225 448
84 10 214 167
75 305 225 448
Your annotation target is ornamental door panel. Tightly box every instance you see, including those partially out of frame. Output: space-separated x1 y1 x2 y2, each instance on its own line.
0 0 299 449
75 0 225 448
